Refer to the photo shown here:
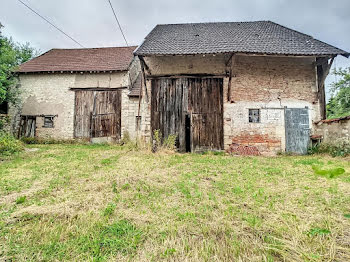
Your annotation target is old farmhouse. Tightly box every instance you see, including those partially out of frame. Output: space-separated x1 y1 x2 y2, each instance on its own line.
12 21 349 155
12 46 148 142
134 21 349 154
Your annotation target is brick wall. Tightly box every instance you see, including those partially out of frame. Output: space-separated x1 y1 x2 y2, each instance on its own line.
142 54 320 154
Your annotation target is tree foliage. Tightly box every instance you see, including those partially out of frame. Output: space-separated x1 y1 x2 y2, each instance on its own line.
0 23 37 106
327 67 350 119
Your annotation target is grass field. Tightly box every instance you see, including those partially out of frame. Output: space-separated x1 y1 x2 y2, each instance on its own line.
0 144 350 261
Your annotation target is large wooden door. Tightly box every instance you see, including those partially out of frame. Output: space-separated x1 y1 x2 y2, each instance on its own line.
188 78 223 151
151 77 223 152
74 90 121 140
285 108 310 154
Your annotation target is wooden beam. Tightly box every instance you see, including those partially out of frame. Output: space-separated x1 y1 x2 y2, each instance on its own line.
146 74 227 79
139 56 151 75
317 56 335 119
139 57 149 103
69 87 127 91
226 54 236 102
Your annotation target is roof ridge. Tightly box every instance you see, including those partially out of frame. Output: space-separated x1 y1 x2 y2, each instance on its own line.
50 46 137 51
155 20 269 26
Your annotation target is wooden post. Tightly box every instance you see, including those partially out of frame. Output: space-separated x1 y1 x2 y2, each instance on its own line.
226 53 236 102
317 56 334 119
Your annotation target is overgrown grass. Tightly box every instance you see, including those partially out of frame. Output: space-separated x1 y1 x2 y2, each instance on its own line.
309 140 350 157
0 132 24 157
0 144 349 261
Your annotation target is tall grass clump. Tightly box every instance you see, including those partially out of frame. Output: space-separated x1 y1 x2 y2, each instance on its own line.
152 129 177 152
0 131 24 156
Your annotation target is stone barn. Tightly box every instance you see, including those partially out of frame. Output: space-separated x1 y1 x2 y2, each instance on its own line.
134 21 349 154
12 46 147 142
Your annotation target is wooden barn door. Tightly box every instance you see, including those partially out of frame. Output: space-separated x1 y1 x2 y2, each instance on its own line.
151 77 223 152
18 115 36 138
74 90 121 140
151 78 188 151
188 78 223 152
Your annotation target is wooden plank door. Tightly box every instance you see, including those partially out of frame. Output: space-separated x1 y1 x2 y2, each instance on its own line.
74 90 121 140
91 91 121 139
151 77 223 152
151 78 187 151
18 115 36 138
285 108 310 154
188 78 224 152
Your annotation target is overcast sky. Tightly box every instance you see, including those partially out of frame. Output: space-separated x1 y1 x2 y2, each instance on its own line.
1 0 349 97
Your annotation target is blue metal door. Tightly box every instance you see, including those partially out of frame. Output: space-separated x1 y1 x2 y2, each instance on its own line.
285 108 310 154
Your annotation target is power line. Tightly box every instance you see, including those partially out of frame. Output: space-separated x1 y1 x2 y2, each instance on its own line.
17 0 84 48
107 0 128 46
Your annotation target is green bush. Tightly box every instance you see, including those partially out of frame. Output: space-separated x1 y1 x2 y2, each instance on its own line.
0 132 24 156
308 139 350 157
0 115 10 131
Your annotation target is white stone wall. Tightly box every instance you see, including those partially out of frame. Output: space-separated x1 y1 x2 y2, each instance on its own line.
121 91 150 141
11 68 139 140
314 119 350 143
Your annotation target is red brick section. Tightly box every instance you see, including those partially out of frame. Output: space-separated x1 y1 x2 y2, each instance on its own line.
17 46 137 73
226 143 261 156
227 132 281 155
230 56 318 104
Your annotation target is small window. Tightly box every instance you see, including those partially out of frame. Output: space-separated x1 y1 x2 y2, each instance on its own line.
249 109 260 123
43 116 54 128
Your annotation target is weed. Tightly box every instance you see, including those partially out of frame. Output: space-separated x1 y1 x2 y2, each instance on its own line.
103 203 116 216
307 228 331 236
15 196 26 204
312 165 345 178
97 220 143 255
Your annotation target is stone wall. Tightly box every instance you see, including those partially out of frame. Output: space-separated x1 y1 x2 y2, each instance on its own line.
143 54 320 154
313 116 350 143
10 58 145 140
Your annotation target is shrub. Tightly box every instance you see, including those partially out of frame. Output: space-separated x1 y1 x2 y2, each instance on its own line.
308 139 350 157
0 115 10 131
0 132 24 156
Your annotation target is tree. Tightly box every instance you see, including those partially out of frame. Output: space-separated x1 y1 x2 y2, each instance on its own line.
327 67 350 119
0 23 37 111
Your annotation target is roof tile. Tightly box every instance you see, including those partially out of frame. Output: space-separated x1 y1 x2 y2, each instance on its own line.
135 21 348 57
17 46 137 73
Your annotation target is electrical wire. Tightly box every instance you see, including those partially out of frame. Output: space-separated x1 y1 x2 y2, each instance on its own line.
107 0 128 46
17 0 84 48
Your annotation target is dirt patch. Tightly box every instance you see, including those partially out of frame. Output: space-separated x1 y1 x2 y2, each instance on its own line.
0 181 46 205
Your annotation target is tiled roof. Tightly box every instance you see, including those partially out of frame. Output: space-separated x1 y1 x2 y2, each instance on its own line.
129 73 142 97
17 46 137 73
316 115 350 124
135 21 349 57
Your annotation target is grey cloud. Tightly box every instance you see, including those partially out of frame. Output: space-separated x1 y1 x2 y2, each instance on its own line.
1 0 349 96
